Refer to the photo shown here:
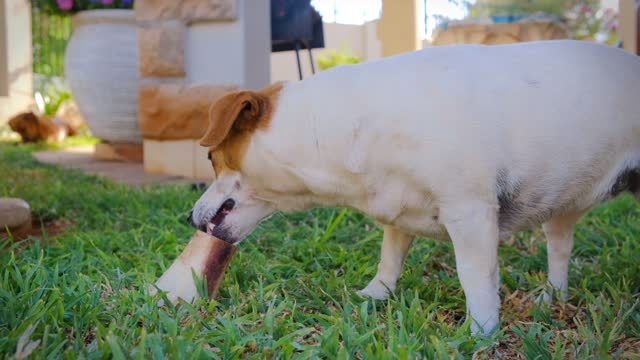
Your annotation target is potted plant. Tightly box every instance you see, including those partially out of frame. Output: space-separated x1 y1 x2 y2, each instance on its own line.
41 0 141 144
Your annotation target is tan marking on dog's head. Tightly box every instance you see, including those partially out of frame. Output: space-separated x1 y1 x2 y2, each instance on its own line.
200 83 283 172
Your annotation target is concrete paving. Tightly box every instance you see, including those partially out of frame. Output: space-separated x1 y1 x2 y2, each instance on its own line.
33 146 208 187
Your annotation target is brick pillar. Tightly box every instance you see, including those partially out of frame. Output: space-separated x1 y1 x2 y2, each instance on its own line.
0 0 33 124
377 0 421 57
0 2 7 97
620 0 639 55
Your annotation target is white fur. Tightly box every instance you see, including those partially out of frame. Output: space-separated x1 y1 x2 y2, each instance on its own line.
191 40 640 335
357 225 414 300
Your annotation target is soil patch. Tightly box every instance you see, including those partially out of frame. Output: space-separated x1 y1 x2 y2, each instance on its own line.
1 216 71 252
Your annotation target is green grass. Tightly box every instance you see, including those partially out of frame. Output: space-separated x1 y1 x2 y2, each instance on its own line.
1 140 639 359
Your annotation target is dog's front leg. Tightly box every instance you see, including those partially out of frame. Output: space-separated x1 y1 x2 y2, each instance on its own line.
442 201 500 335
357 225 414 300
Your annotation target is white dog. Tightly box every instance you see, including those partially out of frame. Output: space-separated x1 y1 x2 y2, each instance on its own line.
185 40 639 334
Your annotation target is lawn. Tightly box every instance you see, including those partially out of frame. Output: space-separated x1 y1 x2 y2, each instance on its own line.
1 140 639 359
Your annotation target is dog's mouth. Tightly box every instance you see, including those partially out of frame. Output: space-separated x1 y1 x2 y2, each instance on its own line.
203 199 236 235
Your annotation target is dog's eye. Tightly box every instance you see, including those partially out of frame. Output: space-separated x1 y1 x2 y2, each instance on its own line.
207 152 212 160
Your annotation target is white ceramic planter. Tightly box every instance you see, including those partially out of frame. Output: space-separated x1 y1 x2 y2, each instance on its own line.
64 9 141 144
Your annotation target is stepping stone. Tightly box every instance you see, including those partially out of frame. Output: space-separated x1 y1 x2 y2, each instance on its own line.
33 146 209 187
0 198 32 238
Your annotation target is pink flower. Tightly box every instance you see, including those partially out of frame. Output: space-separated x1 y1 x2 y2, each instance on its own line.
101 0 113 4
56 0 73 11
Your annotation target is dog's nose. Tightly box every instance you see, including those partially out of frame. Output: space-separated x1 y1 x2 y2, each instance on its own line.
186 210 194 226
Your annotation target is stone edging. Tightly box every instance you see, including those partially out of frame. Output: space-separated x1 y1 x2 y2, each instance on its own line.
71 9 136 27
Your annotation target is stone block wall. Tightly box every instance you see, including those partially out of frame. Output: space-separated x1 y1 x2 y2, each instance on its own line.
134 0 269 179
138 26 186 77
135 0 236 23
432 21 568 46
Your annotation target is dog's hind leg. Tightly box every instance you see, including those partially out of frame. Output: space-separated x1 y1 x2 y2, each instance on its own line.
539 211 586 304
357 225 414 300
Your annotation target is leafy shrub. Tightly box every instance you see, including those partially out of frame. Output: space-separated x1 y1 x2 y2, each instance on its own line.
467 0 618 44
317 48 361 71
36 0 134 15
33 74 73 116
468 0 597 18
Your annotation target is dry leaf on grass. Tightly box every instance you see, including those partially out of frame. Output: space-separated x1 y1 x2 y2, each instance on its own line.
14 323 40 360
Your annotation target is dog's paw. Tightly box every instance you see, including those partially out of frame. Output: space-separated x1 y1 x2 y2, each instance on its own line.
470 318 499 337
536 287 567 305
356 279 393 300
536 291 552 305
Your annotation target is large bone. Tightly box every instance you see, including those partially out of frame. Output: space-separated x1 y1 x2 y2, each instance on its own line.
149 230 236 305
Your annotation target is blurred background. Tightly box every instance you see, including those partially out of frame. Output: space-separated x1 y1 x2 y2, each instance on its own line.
0 0 637 180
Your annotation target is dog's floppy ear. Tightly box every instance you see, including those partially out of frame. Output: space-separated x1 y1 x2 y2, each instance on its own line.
200 91 268 148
